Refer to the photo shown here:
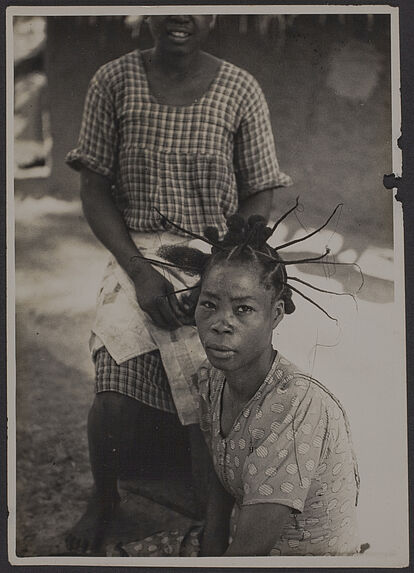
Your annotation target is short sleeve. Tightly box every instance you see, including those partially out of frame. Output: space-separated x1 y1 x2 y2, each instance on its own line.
66 73 118 180
242 390 328 512
234 78 292 200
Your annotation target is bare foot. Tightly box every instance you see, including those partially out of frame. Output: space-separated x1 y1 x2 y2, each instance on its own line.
65 495 119 555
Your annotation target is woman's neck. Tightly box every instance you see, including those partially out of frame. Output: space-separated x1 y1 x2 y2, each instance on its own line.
225 346 277 404
151 46 204 78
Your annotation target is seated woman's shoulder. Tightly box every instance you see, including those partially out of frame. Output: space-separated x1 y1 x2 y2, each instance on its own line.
275 355 346 414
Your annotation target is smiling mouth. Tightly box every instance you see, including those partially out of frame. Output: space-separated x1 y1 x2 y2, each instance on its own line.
168 30 191 40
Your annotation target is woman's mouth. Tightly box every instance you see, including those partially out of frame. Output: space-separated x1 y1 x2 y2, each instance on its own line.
167 30 191 42
206 345 236 360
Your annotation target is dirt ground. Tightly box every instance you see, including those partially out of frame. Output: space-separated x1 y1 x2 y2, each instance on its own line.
13 182 199 557
12 175 407 562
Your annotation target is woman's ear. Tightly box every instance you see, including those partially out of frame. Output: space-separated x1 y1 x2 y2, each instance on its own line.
272 299 285 329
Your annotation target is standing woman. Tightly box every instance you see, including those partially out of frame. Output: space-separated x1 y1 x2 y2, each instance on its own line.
65 15 291 553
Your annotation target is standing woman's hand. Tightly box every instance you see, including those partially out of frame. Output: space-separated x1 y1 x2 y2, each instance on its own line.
128 259 194 330
79 169 196 330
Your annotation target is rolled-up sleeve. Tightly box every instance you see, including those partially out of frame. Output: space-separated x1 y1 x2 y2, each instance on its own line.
66 73 118 181
234 79 292 200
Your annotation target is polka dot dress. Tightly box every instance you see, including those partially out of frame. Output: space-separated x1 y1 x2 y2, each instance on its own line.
197 353 361 556
108 525 203 557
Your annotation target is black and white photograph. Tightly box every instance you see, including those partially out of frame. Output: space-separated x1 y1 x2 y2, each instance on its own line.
7 4 408 567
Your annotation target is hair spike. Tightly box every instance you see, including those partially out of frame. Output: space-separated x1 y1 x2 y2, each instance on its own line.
284 282 338 322
274 249 331 265
275 203 343 251
150 206 361 323
288 276 358 305
129 253 200 273
157 245 209 275
162 284 200 297
268 196 300 239
153 207 224 250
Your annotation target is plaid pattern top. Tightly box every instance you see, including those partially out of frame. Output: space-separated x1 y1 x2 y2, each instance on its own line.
66 50 292 238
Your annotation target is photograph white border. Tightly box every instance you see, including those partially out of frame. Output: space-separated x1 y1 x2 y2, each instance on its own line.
6 4 407 568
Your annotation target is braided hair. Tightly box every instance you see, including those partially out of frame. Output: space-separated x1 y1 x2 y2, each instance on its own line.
128 201 362 322
155 214 296 317
201 214 296 314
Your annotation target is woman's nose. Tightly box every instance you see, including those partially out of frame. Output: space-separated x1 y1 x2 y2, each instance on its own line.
211 315 233 334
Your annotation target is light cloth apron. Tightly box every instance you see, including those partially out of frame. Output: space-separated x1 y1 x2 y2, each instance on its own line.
89 231 207 425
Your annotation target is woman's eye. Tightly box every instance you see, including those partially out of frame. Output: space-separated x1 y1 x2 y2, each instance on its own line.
236 305 254 314
200 300 216 310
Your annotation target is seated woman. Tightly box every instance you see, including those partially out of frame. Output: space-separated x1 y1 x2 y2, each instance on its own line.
110 208 362 557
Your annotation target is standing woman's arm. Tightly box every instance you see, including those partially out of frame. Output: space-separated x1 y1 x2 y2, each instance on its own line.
80 169 187 329
237 189 274 221
80 168 143 272
234 75 292 224
67 72 188 329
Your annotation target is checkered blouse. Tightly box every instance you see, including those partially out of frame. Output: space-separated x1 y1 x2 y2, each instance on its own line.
66 50 292 238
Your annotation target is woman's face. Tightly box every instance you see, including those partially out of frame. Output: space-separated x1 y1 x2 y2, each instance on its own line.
147 15 215 55
195 261 284 373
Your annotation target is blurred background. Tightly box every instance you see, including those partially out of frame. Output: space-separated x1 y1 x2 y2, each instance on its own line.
13 13 407 563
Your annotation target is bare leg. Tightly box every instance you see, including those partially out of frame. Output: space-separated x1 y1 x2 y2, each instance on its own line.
66 385 199 552
65 392 137 554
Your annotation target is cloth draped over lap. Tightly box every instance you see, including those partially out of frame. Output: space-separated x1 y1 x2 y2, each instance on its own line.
89 231 207 425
